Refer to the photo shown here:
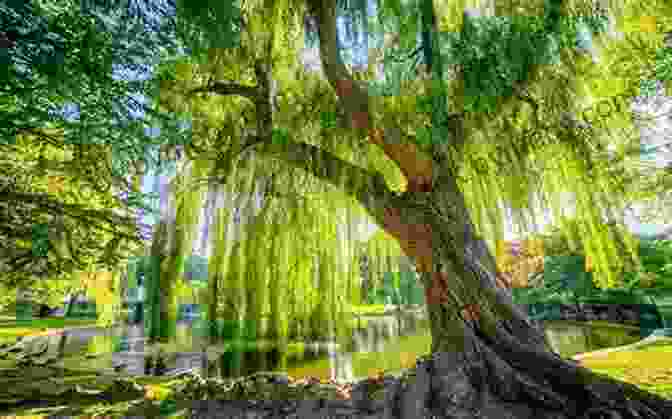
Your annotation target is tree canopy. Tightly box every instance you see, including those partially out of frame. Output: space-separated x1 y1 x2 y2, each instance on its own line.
4 0 672 326
0 0 192 283
151 0 672 293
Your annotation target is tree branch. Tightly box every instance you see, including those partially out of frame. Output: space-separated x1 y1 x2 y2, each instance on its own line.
225 137 397 228
189 81 259 102
307 0 435 192
1 189 141 230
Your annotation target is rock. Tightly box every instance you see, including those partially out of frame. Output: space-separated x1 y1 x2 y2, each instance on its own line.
522 302 664 328
398 357 432 419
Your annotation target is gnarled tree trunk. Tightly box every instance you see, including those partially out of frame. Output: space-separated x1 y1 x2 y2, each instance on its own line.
379 174 672 418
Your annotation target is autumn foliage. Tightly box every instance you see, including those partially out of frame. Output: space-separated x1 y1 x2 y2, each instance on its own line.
496 238 545 288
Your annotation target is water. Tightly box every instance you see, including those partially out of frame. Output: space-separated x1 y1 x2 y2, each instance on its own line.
44 312 645 382
543 320 643 359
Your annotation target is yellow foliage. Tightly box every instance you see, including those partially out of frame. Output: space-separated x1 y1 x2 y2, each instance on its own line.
145 384 172 401
497 239 545 288
639 15 658 33
47 175 66 194
75 270 120 325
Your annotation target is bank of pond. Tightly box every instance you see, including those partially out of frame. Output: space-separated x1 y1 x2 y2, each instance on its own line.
1 305 671 416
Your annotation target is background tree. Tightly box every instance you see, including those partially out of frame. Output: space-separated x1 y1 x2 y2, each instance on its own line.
0 0 209 327
623 238 672 291
496 237 546 288
532 216 642 287
0 0 193 288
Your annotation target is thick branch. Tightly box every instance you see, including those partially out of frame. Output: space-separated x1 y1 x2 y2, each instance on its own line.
228 138 397 227
370 123 435 192
307 0 435 192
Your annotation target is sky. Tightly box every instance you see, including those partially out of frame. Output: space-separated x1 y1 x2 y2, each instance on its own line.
101 2 672 249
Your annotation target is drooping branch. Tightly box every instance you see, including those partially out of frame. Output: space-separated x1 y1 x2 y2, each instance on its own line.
189 81 259 101
221 138 397 228
1 189 144 235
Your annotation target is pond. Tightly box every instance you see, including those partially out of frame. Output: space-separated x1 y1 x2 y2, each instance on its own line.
36 310 645 384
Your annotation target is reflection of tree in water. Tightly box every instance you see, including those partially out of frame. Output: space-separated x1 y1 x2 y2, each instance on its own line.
57 332 68 359
542 323 645 358
217 347 283 379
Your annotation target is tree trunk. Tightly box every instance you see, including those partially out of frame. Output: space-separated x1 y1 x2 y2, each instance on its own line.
379 174 672 417
147 221 167 343
64 290 82 318
300 2 672 414
208 273 220 344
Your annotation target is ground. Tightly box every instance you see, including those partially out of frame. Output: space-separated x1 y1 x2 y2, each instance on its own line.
0 305 671 415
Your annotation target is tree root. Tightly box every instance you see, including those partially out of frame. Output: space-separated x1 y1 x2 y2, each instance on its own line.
420 318 672 419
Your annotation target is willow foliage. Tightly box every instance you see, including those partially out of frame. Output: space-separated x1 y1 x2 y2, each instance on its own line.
151 0 672 314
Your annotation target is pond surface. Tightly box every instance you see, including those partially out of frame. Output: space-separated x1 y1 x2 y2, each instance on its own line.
38 311 645 383
543 320 643 358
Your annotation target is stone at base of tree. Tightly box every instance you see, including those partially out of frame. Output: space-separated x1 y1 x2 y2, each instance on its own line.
179 345 672 419
525 302 662 329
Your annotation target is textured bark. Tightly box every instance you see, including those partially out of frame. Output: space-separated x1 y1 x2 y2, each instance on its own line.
379 173 672 417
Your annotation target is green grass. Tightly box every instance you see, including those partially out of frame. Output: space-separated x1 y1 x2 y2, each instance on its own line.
579 340 672 399
0 317 97 328
0 316 99 340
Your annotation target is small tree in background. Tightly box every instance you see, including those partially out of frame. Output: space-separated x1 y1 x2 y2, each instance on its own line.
544 255 597 311
622 239 672 291
512 254 597 320
496 238 545 288
536 216 641 290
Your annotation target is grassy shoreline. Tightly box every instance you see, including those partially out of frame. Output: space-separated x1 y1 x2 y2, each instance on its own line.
0 315 99 342
2 306 669 400
576 336 672 398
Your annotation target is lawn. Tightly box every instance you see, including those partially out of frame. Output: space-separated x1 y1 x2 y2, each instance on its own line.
577 337 672 399
0 315 99 340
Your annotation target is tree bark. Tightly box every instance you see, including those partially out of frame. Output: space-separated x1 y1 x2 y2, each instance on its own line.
147 220 167 342
390 177 672 417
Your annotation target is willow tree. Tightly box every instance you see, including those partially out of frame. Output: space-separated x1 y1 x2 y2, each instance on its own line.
151 0 672 415
148 139 381 346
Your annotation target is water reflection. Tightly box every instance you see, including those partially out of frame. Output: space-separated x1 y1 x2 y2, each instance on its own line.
45 313 647 383
47 311 427 380
543 320 642 359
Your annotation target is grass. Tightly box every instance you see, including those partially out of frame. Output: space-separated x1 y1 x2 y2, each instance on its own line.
580 345 672 398
0 315 99 340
